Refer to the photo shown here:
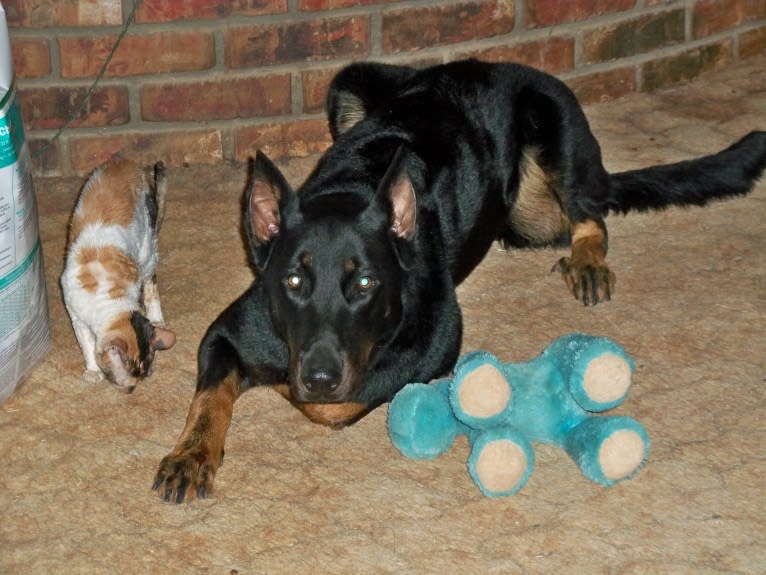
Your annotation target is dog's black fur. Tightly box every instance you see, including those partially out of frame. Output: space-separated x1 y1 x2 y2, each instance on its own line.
154 59 766 502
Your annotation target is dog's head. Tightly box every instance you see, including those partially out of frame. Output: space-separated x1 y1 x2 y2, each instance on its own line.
97 311 176 392
245 148 418 405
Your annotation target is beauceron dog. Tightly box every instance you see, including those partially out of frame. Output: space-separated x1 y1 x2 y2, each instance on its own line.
153 60 766 502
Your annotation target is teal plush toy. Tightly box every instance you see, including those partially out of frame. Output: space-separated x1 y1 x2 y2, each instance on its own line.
388 334 650 497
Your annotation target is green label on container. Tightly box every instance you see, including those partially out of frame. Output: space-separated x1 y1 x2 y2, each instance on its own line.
0 90 25 169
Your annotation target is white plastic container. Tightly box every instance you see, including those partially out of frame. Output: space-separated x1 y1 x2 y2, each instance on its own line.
0 5 51 404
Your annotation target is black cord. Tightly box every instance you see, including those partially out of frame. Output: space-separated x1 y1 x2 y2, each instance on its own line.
31 0 144 159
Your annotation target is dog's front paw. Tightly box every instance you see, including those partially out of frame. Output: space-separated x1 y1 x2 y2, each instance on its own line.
152 448 220 503
553 257 615 306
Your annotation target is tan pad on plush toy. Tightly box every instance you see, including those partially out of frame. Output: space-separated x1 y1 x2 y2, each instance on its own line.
475 440 527 493
458 364 511 418
599 429 645 480
583 354 632 404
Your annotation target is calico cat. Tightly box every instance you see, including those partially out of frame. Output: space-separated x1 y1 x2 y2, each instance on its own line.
61 157 176 392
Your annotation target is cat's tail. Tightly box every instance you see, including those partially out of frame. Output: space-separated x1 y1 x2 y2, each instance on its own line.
150 161 167 232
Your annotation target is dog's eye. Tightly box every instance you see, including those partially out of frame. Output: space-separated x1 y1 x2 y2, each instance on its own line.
286 273 302 289
358 276 376 291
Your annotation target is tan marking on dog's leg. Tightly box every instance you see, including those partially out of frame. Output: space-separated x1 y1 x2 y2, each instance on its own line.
154 372 239 502
509 147 570 245
273 384 292 401
554 220 615 306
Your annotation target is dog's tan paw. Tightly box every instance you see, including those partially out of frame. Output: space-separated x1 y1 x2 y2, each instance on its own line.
553 257 615 306
152 449 220 504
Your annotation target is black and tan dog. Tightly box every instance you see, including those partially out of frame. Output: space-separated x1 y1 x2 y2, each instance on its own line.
153 60 766 502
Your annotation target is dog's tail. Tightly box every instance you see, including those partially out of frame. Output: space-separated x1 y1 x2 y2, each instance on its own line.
327 62 418 139
606 131 766 214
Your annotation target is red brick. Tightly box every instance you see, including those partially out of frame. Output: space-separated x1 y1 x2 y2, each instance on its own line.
28 138 62 177
581 10 685 64
565 67 637 104
458 37 575 74
525 0 636 28
226 17 368 68
382 1 515 54
692 0 766 39
69 130 223 176
302 68 342 114
3 0 122 27
136 0 287 23
298 0 404 9
18 86 130 130
10 38 51 78
641 41 734 92
59 32 215 79
739 26 766 59
141 75 292 122
234 119 332 161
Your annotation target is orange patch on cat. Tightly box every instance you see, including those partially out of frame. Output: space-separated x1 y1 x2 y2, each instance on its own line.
76 246 139 298
69 157 145 242
104 311 140 362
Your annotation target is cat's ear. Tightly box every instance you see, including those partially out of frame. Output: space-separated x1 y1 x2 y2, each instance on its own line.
151 326 176 351
245 152 297 270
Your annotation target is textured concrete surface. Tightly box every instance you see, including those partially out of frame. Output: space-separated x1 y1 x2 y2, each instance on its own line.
1 55 764 574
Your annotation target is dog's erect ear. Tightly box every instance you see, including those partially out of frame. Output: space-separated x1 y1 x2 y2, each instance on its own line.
246 151 295 270
376 145 417 241
247 152 286 244
367 145 418 269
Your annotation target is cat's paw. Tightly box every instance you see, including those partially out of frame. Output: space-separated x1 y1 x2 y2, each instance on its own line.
82 369 104 384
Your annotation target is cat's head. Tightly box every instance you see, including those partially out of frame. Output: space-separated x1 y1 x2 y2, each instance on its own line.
97 311 176 392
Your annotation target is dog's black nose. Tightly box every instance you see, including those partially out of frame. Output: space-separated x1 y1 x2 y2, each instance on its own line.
302 369 341 393
298 336 346 399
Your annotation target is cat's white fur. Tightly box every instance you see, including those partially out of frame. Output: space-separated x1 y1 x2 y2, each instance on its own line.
61 157 174 389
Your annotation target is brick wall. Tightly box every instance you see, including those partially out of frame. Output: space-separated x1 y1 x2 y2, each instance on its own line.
6 0 766 177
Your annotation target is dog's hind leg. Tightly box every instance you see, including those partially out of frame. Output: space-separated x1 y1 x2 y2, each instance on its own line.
513 83 615 306
553 219 615 306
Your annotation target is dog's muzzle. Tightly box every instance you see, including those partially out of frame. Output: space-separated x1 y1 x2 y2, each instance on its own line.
294 337 351 402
